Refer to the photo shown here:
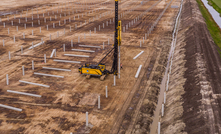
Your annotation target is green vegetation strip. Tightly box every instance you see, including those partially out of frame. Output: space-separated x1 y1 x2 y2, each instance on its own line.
212 0 221 8
208 0 221 15
196 0 221 55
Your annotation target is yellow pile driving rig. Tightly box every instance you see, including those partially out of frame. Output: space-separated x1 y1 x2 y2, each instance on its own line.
79 0 121 80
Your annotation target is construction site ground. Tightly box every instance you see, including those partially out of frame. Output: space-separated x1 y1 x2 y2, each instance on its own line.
0 0 189 133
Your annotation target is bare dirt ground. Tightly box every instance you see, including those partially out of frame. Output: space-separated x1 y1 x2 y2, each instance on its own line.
161 0 221 133
0 0 181 134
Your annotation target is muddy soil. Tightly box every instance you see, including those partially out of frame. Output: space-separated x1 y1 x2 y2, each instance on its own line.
161 0 221 133
0 0 182 133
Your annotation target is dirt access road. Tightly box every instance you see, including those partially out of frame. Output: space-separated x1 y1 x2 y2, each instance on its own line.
0 0 180 133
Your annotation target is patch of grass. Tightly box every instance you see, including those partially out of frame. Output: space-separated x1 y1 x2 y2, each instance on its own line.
212 0 221 8
196 0 221 54
208 0 221 15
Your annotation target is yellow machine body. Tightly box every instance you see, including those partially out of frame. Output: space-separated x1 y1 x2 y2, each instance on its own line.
79 64 106 76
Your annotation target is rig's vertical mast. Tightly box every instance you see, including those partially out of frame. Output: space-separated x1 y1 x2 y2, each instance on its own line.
112 0 119 75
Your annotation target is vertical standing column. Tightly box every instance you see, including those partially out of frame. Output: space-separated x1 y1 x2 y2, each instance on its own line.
158 122 160 134
71 40 73 47
32 60 34 70
106 86 108 98
6 74 9 85
162 104 164 116
86 112 88 127
63 44 65 52
44 54 46 63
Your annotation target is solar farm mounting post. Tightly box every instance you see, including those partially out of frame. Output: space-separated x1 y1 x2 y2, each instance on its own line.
32 60 34 70
22 66 25 76
106 86 108 98
162 104 164 116
44 54 46 63
86 112 89 127
158 122 160 134
6 74 9 85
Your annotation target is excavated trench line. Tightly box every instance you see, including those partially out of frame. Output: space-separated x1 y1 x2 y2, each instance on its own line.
149 0 184 133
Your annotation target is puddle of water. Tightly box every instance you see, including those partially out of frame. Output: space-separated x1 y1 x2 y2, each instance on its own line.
201 0 221 28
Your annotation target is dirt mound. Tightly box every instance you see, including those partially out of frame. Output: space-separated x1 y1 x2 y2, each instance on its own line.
161 0 221 133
